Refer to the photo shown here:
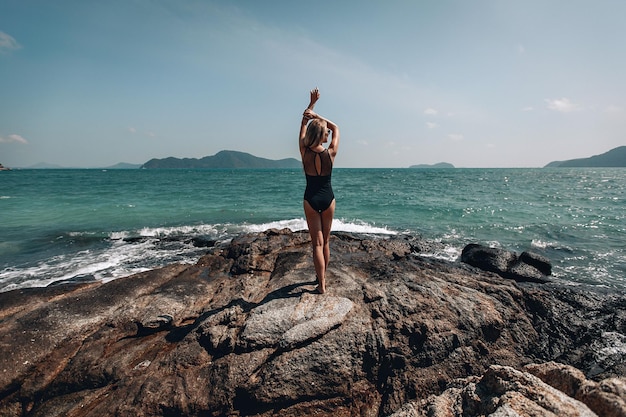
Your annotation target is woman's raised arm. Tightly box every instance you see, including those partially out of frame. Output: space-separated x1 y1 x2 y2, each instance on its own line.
299 88 320 152
326 118 340 156
308 87 320 110
303 109 340 157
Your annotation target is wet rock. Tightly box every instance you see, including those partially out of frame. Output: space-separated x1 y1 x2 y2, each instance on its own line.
189 236 216 248
508 259 551 283
47 274 97 287
461 243 551 282
461 243 517 273
520 251 552 276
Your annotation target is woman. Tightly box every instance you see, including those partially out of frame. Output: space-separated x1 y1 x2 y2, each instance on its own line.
299 88 340 294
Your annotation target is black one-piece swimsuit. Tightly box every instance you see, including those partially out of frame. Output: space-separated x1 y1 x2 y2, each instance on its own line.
303 147 334 213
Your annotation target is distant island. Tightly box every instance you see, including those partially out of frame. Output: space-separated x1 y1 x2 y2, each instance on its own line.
409 162 455 169
106 162 143 169
545 145 626 167
19 162 142 169
27 162 65 169
141 150 301 169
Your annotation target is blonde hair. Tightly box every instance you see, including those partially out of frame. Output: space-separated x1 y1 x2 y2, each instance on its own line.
303 119 327 148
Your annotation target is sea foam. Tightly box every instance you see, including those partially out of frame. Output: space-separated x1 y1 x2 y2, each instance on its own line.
0 218 398 292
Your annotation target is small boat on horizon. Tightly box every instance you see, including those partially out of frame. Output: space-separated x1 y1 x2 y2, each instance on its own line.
0 163 11 171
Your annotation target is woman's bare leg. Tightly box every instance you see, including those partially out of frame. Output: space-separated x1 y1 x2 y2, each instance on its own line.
304 200 335 293
321 199 335 271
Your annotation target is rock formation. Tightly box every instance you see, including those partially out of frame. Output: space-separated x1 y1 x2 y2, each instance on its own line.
391 362 626 417
0 229 624 416
461 243 552 283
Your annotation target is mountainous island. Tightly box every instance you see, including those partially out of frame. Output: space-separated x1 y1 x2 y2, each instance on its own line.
106 162 143 169
545 145 626 167
18 145 626 170
141 150 301 169
409 162 455 169
22 162 142 169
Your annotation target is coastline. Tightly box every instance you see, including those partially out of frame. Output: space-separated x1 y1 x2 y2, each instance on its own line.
1 229 624 416
2 168 625 292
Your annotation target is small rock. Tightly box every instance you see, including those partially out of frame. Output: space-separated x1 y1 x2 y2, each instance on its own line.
461 243 517 275
520 251 552 275
137 314 174 335
508 260 551 283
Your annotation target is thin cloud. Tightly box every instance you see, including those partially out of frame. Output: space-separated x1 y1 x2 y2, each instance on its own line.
0 31 21 53
522 106 534 112
424 108 438 116
545 98 580 113
0 134 28 144
605 105 624 114
200 4 447 121
426 122 438 129
448 134 464 141
128 127 156 138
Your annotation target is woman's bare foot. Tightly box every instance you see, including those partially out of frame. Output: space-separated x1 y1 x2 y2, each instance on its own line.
315 275 326 294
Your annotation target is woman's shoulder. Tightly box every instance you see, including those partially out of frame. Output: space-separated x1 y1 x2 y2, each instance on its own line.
306 146 327 154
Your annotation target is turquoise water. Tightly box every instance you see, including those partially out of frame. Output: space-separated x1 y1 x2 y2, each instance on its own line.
1 168 624 292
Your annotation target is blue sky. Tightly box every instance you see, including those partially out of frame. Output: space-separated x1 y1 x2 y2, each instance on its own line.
1 0 625 168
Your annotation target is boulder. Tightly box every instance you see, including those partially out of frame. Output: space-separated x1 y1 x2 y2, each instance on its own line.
461 243 552 283
392 364 605 417
520 251 552 276
525 361 626 417
461 243 518 274
392 361 626 416
0 230 624 416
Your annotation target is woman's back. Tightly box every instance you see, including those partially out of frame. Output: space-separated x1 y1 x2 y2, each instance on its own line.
303 147 333 177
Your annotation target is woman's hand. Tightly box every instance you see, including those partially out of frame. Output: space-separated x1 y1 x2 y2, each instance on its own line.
307 87 320 111
303 109 318 120
310 87 320 104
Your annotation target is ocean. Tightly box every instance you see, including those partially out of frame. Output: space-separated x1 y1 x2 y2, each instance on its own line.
0 168 624 292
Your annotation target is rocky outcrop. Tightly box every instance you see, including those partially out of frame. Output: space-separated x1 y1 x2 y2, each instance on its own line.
461 243 552 283
525 361 626 417
392 362 626 417
0 229 624 416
